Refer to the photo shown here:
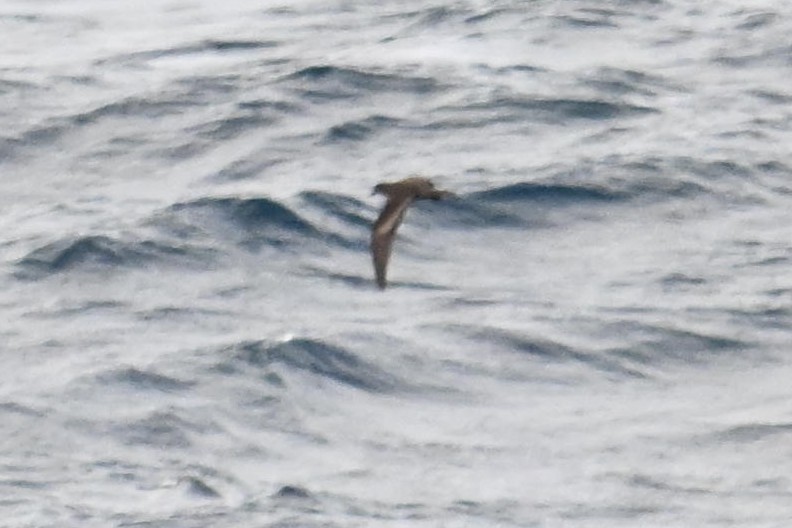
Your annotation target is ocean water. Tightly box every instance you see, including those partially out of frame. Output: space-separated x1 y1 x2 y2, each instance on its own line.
2 0 791 526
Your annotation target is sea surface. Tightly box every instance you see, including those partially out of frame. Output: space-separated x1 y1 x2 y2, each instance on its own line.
2 1 791 526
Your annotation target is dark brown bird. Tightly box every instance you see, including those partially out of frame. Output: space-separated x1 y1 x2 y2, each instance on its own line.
370 177 455 290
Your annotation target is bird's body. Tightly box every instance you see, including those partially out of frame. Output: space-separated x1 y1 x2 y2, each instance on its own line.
370 177 454 289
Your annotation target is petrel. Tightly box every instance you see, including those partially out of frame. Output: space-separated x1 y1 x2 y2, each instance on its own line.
370 177 455 290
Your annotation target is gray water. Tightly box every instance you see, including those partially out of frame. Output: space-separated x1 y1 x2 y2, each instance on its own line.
2 1 792 526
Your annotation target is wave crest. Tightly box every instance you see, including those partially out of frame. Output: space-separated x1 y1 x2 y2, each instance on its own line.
16 235 213 278
218 338 401 392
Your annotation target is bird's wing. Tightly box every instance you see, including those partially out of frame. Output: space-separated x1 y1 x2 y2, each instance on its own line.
371 195 413 289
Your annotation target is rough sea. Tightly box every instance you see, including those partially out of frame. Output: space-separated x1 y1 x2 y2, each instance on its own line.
2 0 791 526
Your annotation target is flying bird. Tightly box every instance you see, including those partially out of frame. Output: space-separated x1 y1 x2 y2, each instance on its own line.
370 177 455 290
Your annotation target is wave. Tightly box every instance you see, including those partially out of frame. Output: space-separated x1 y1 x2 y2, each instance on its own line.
458 325 647 379
94 367 194 393
284 65 439 101
632 156 779 203
407 196 528 230
169 196 314 232
9 77 296 155
518 97 657 120
17 194 370 280
179 476 222 499
454 320 749 380
215 338 402 393
464 8 517 25
430 95 656 129
714 42 791 68
302 183 597 237
0 13 43 23
582 67 681 98
552 12 619 29
187 99 302 145
412 181 626 229
472 182 622 204
298 266 371 289
273 484 313 500
74 97 199 125
0 78 38 96
116 410 201 448
15 235 215 278
156 193 372 251
0 401 45 417
709 423 792 444
304 182 617 233
7 122 71 151
97 38 278 66
735 12 778 31
323 115 402 143
298 191 371 229
158 196 358 251
187 113 276 141
209 157 287 183
603 320 749 369
467 154 772 211
660 272 707 290
9 95 196 153
725 306 791 331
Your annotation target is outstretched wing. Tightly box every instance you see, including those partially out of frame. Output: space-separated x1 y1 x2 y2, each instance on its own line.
371 196 413 289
